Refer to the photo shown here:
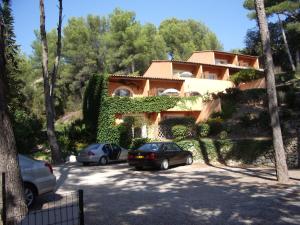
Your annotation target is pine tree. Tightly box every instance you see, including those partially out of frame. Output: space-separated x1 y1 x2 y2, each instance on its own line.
0 0 27 223
254 0 289 183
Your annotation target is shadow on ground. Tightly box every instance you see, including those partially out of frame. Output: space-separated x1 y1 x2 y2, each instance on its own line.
54 162 300 225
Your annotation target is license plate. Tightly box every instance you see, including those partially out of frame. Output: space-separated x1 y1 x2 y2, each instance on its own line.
135 156 144 159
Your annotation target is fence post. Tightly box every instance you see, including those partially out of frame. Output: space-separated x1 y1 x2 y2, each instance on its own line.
78 189 84 225
1 173 6 225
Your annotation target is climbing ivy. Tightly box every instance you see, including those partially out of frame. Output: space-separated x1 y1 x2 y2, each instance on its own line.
82 73 106 138
97 96 180 144
88 74 202 144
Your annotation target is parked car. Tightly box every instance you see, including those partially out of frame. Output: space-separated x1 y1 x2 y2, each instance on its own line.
128 142 193 170
76 143 128 166
19 154 56 207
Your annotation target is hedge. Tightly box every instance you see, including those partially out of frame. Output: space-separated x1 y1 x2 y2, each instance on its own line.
176 138 273 164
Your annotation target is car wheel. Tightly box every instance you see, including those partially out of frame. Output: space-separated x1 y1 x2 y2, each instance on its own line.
99 156 108 166
186 155 193 165
160 159 169 170
135 166 143 170
82 162 90 166
24 183 36 207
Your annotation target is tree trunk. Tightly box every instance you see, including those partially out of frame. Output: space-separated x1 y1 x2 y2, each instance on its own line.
40 0 62 164
0 14 27 225
277 14 296 72
255 0 289 183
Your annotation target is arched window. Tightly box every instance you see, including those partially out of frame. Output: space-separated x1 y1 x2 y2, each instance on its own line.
113 87 133 97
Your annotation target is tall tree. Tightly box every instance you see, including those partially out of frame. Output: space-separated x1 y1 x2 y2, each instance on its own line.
244 0 300 71
106 8 167 74
39 0 63 164
0 0 27 223
159 18 223 60
255 0 289 183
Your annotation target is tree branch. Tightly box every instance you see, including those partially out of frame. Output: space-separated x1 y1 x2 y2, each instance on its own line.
50 0 62 98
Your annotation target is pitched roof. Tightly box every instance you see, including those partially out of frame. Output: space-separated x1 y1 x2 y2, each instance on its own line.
109 74 184 81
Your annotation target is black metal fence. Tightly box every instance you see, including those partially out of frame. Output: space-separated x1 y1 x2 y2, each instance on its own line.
1 173 84 225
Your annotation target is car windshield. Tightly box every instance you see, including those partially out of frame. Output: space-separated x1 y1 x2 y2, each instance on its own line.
84 144 100 151
137 143 162 151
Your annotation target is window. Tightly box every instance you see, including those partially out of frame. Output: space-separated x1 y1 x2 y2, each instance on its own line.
170 143 182 151
206 73 217 80
113 87 133 97
137 143 162 151
157 88 166 96
161 88 180 96
215 59 228 65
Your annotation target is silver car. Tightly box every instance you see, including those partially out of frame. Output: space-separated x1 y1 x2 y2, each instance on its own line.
19 154 56 207
77 143 128 166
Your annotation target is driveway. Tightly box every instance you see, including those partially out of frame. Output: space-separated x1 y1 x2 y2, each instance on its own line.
54 162 300 225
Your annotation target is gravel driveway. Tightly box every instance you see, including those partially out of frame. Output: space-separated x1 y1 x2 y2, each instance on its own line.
53 162 300 225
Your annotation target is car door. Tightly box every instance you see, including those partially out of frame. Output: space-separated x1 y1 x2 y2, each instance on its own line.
111 144 122 160
170 143 186 164
162 143 177 165
103 144 113 160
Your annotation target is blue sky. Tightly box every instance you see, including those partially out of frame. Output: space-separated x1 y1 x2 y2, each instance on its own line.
12 0 256 55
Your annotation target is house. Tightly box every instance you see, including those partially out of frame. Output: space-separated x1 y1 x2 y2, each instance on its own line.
108 50 265 139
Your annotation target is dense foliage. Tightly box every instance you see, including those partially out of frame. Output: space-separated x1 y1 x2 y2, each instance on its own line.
171 125 189 141
159 18 223 60
21 9 223 119
177 138 273 164
243 0 300 71
230 69 264 85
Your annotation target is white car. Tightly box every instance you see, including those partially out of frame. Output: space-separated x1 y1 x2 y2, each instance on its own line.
19 154 56 207
76 143 128 166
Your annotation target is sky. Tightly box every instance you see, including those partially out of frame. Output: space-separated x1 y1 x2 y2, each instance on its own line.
12 0 257 55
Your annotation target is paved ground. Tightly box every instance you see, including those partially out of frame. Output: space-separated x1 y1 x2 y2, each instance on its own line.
52 162 300 225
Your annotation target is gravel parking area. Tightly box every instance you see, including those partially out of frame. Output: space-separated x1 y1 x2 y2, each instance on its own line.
53 162 300 225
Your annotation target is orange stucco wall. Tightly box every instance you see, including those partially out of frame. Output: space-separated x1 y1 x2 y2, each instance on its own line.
214 52 235 64
187 52 215 64
202 65 228 80
238 78 266 90
197 99 221 122
172 63 200 77
149 80 183 96
108 80 146 97
144 62 172 78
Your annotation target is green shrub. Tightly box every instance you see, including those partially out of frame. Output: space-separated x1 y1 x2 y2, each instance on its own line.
197 123 210 137
130 138 151 150
172 125 189 140
159 116 195 127
230 69 264 85
12 110 43 154
176 139 202 161
207 118 223 135
219 131 228 140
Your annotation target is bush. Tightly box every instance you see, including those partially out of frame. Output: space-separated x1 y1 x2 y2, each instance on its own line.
172 125 189 140
12 110 43 154
207 118 223 135
57 119 93 159
219 131 228 140
230 69 264 85
176 139 202 161
130 138 151 150
159 116 195 128
197 123 210 137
